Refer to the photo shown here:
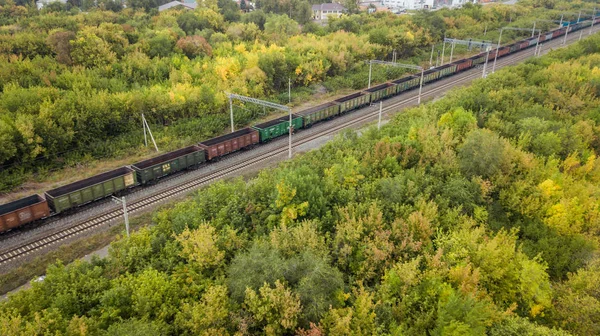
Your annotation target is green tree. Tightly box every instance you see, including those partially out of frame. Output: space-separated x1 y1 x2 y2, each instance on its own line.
70 31 117 67
458 129 510 179
244 280 302 336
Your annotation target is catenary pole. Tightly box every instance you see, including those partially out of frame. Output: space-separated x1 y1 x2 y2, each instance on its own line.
368 61 372 89
418 67 424 104
492 28 503 74
112 196 129 238
482 47 490 78
229 96 234 132
563 22 570 45
288 103 292 158
441 39 446 65
590 9 596 35
535 31 541 56
378 101 382 130
449 42 455 63
429 44 434 67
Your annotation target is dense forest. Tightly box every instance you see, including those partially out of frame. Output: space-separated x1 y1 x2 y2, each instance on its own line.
1 32 599 335
0 0 592 192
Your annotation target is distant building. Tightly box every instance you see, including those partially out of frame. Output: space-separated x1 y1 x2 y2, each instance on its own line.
383 0 434 9
158 0 198 11
312 3 347 21
37 0 67 9
359 1 391 13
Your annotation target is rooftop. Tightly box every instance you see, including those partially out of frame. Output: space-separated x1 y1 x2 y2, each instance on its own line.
312 3 346 11
158 1 198 11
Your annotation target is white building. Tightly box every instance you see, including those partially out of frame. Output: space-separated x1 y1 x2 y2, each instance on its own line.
382 0 433 10
36 0 67 9
312 3 347 21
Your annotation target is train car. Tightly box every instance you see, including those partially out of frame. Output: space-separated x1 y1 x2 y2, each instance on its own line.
528 37 538 47
393 75 420 94
552 29 564 38
519 40 530 49
543 32 553 42
438 64 458 78
296 102 340 128
471 53 487 66
421 67 441 84
45 167 138 214
335 92 370 113
508 43 520 53
454 58 473 72
131 145 206 185
365 83 397 103
497 46 511 58
199 128 259 161
0 195 50 233
252 114 303 142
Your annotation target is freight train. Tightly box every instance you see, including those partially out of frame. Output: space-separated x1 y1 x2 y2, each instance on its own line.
1 19 598 233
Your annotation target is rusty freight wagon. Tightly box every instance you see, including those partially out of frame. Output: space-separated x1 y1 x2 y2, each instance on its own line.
199 128 259 161
0 195 50 232
45 167 138 214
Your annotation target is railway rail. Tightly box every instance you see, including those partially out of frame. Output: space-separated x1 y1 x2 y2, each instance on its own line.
1 24 598 270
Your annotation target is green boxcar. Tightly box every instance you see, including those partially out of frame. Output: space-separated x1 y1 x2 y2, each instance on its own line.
296 102 340 127
45 167 138 214
335 92 370 113
132 145 206 185
365 83 397 102
393 75 420 94
252 114 304 142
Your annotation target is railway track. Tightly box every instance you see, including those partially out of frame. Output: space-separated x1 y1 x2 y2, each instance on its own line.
1 26 597 269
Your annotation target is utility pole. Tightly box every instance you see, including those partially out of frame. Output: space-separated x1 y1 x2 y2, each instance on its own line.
288 103 292 159
368 61 372 89
418 67 424 104
229 96 234 132
590 9 596 35
142 115 147 147
531 21 536 37
429 44 434 67
564 22 570 45
288 78 291 103
484 24 487 36
141 114 158 152
449 41 455 63
112 196 129 238
482 46 491 78
535 31 541 56
579 30 583 41
378 101 382 130
559 13 563 27
492 29 503 74
441 37 446 65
